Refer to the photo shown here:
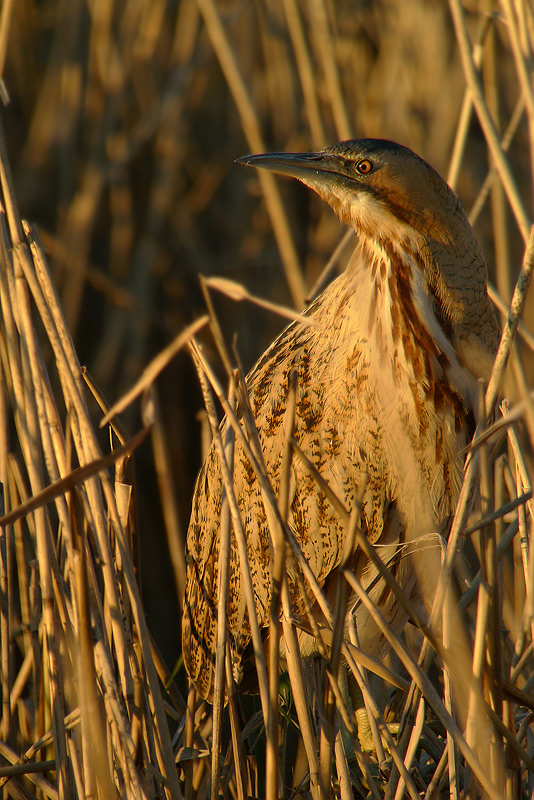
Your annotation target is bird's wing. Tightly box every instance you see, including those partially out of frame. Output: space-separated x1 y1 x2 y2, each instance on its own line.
182 294 388 699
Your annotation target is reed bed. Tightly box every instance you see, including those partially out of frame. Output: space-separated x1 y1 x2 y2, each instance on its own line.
0 0 533 798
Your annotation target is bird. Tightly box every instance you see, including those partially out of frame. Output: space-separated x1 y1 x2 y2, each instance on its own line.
182 138 500 704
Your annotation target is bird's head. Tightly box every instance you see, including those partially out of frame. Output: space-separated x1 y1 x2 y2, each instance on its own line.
237 138 501 379
236 138 463 248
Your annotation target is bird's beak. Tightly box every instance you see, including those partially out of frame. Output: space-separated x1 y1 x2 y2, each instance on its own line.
235 151 348 186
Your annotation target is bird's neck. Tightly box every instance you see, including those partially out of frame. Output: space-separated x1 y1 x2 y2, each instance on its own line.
316 234 480 522
344 234 486 410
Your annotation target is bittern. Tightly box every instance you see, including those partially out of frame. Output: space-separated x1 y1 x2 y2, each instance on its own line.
182 138 500 703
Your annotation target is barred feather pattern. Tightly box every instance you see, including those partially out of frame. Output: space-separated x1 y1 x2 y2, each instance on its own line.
182 139 500 701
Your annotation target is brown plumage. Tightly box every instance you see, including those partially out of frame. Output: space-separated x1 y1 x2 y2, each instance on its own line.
182 139 500 701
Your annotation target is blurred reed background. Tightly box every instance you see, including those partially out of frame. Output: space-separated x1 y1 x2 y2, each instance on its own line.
0 0 533 797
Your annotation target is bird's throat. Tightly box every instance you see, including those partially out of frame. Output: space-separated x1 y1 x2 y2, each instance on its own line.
335 236 478 520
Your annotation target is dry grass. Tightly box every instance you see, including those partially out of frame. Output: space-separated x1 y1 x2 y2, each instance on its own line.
0 0 533 798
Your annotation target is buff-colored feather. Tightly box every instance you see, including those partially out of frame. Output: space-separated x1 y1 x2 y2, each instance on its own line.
182 139 500 702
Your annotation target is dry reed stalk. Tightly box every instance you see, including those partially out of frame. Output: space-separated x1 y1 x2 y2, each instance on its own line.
0 90 184 800
210 387 234 800
101 315 209 425
319 504 361 797
447 13 491 189
449 0 531 241
307 0 352 142
265 373 295 800
201 275 313 326
0 1 533 798
223 639 247 800
282 0 326 149
194 0 307 309
148 389 187 610
280 614 322 798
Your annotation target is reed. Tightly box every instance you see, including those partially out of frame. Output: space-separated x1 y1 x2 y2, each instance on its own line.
0 1 532 798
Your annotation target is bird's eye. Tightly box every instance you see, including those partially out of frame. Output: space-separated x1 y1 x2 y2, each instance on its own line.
355 159 374 175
